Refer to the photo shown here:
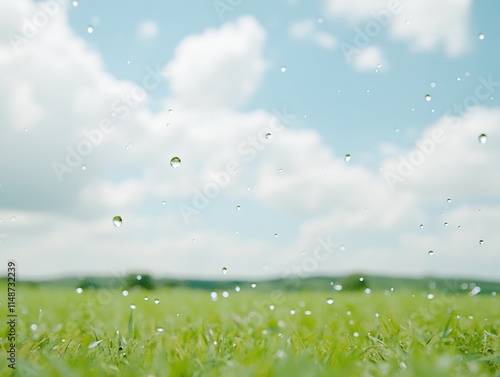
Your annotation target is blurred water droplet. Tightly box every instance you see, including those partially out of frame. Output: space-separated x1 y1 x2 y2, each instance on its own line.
278 169 283 173
170 156 181 168
236 205 241 211
126 60 130 65
210 292 218 301
317 17 323 24
478 133 487 144
447 198 451 203
425 94 431 102
235 286 240 292
156 327 164 333
444 222 449 227
427 294 434 299
280 66 286 73
479 239 484 245
168 109 173 114
274 233 278 238
72 0 78 6
162 201 166 206
130 304 136 310
154 299 160 304
359 277 364 281
430 81 436 88
112 216 122 227
144 297 148 301
457 76 461 81
479 33 485 40
428 250 434 256
344 154 351 162
276 349 285 358
222 267 228 275
419 224 424 229
251 283 257 288
87 25 94 34
76 287 83 294
122 290 129 296
265 132 272 139
30 324 38 331
326 298 334 305
333 284 342 291
222 291 229 298
395 128 400 133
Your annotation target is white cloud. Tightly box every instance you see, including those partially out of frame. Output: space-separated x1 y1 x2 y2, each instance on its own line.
352 45 387 71
137 21 158 39
164 16 266 108
325 0 473 56
289 19 337 50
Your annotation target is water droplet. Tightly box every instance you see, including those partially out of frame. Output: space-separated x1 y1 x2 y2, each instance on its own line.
162 201 166 206
72 0 78 6
479 33 485 40
235 286 240 292
419 224 424 229
112 216 122 227
274 233 278 238
236 205 241 211
425 94 431 102
365 288 371 294
305 310 312 315
428 250 434 256
359 277 364 281
326 298 334 305
344 154 351 162
222 267 228 275
395 128 400 133
154 299 160 304
457 225 461 230
278 168 283 173
81 165 87 171
156 327 164 333
126 60 130 65
479 239 484 245
222 291 229 298
144 297 148 301
122 290 129 297
333 284 342 291
430 81 436 88
276 349 285 358
87 25 94 34
353 332 359 337
251 283 257 289
447 198 451 203
478 133 487 144
465 71 470 77
76 287 83 294
265 132 272 140
210 292 218 301
427 293 434 299
170 156 181 168
280 66 286 73
444 222 449 227
316 17 323 24
30 324 38 331
130 304 136 310
168 109 173 114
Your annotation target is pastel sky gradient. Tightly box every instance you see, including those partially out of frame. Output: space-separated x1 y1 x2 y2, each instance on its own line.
0 0 499 281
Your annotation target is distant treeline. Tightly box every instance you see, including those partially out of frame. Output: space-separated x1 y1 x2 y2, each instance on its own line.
1 274 499 295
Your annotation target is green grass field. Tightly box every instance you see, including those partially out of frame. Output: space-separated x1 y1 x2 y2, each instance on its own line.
1 284 499 376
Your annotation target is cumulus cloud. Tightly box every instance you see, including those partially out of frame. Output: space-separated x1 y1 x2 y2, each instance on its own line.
164 16 266 108
289 19 338 50
352 45 387 71
325 0 473 56
137 21 158 39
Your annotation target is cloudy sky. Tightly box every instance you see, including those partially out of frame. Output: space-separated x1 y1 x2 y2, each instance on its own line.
1 0 499 281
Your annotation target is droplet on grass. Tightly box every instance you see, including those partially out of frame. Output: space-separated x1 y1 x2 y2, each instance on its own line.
130 304 136 310
154 299 160 304
326 298 334 305
156 327 164 333
122 290 129 297
76 287 83 294
210 292 218 301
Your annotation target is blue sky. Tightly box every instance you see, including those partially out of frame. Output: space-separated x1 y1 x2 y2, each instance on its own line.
1 0 499 281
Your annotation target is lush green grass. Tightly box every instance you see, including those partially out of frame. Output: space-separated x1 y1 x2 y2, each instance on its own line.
1 284 499 376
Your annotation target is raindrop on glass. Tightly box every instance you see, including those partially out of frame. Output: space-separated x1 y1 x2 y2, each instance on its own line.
425 94 431 102
444 222 449 227
87 25 94 34
479 239 484 245
478 33 485 40
274 233 278 238
447 198 451 203
112 216 122 228
326 298 334 305
344 154 351 162
251 283 257 289
130 304 136 310
478 134 487 144
280 66 286 73
428 250 434 256
210 292 218 301
122 290 129 297
154 299 160 304
430 81 436 88
76 287 83 294
265 132 272 140
170 156 181 168
419 224 424 229
236 205 241 211
222 267 228 275
72 0 78 6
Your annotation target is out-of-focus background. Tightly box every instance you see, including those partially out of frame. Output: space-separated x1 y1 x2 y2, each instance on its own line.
0 0 499 281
